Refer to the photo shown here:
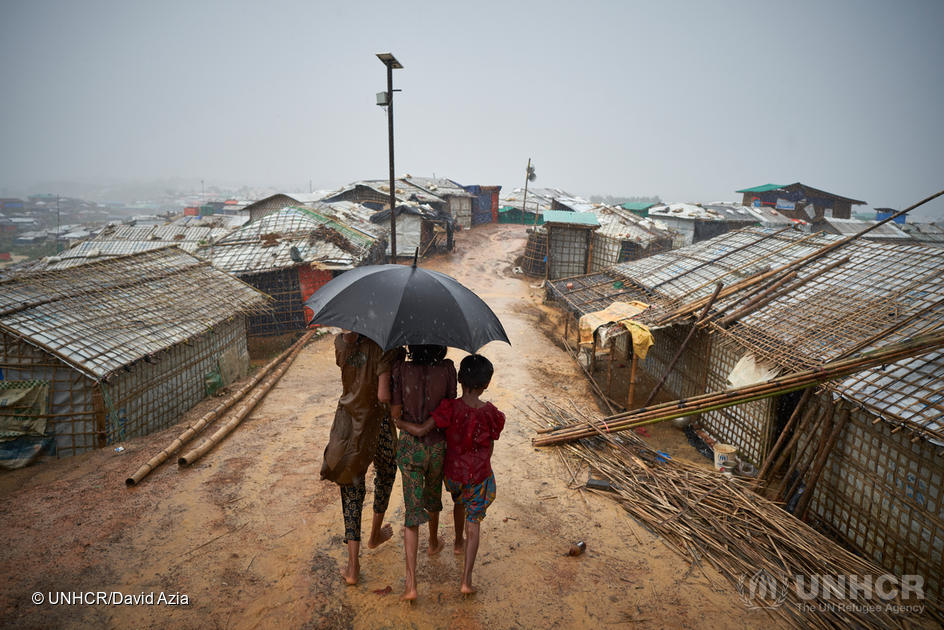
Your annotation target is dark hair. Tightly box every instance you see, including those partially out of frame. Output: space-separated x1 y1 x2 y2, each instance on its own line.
407 344 447 366
458 354 493 390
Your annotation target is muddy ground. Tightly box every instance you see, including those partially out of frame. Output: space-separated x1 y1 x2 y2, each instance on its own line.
0 223 784 629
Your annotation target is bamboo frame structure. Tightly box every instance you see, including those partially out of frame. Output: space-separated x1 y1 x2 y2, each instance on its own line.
533 331 944 447
526 399 935 629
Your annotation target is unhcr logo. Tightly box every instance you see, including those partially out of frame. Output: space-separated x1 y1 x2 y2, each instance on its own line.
737 571 926 614
738 569 788 609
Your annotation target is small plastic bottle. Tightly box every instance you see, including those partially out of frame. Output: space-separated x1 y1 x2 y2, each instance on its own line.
567 541 587 556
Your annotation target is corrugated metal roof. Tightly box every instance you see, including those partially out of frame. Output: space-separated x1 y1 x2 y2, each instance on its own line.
543 210 599 226
621 201 659 212
736 184 785 193
0 248 268 380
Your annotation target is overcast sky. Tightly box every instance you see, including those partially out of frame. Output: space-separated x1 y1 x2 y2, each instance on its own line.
1 0 942 219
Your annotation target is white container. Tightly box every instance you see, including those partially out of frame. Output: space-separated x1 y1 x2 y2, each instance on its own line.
713 443 737 471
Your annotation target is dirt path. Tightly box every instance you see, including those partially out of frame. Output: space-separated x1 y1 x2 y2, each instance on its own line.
0 223 783 629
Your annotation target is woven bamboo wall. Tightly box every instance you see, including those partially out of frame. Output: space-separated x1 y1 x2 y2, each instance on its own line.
638 325 710 401
101 316 248 446
700 335 775 466
589 234 622 272
547 226 590 280
243 269 306 336
0 332 97 456
0 317 249 457
797 396 944 602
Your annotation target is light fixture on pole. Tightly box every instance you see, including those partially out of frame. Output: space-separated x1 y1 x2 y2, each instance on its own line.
376 52 403 263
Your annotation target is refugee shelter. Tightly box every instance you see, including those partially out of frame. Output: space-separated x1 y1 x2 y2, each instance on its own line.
462 184 502 225
586 205 675 271
368 204 452 259
541 211 599 280
399 177 475 229
737 182 867 220
205 207 385 336
816 216 912 243
33 218 245 271
546 226 944 601
648 203 759 246
0 248 268 461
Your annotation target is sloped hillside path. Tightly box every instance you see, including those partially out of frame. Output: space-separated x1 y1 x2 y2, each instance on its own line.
0 222 782 629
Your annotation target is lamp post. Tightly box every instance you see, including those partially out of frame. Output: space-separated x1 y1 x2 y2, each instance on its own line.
376 53 403 263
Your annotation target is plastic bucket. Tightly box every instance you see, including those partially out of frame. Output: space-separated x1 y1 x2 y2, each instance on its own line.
713 443 737 471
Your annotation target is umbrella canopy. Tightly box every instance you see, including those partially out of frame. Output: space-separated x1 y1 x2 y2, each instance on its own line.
305 264 510 353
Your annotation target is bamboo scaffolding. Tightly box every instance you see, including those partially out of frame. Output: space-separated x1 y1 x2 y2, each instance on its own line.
533 331 944 446
524 399 934 629
177 331 312 467
126 330 314 485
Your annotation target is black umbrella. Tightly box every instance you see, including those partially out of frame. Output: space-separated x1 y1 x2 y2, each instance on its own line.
305 262 510 353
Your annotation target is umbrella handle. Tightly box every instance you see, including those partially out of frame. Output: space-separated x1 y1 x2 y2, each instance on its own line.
412 247 418 268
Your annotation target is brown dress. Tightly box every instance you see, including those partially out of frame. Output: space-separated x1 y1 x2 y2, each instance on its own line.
320 334 401 485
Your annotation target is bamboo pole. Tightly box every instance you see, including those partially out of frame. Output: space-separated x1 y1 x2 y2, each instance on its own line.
533 331 944 446
715 256 850 328
177 332 311 467
626 354 638 409
126 331 315 485
796 407 850 520
754 389 814 486
778 400 832 504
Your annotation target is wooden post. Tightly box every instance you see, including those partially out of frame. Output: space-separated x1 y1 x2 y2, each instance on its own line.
627 353 638 410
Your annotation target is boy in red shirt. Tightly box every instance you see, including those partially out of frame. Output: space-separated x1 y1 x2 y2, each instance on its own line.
432 354 504 595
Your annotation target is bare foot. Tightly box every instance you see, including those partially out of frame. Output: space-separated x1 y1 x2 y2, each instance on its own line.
460 582 477 595
367 523 393 549
341 564 359 586
453 538 465 555
401 586 417 602
428 537 444 556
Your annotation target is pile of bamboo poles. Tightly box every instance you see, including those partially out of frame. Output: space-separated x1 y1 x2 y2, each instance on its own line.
126 330 315 486
526 399 937 629
533 331 944 447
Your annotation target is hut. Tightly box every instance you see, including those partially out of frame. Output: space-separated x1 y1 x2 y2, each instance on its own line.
205 207 385 337
0 248 268 461
546 227 944 603
586 205 675 271
31 217 247 271
648 203 759 247
541 211 600 280
736 182 867 220
399 177 475 230
368 203 452 259
462 184 502 226
816 217 912 243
